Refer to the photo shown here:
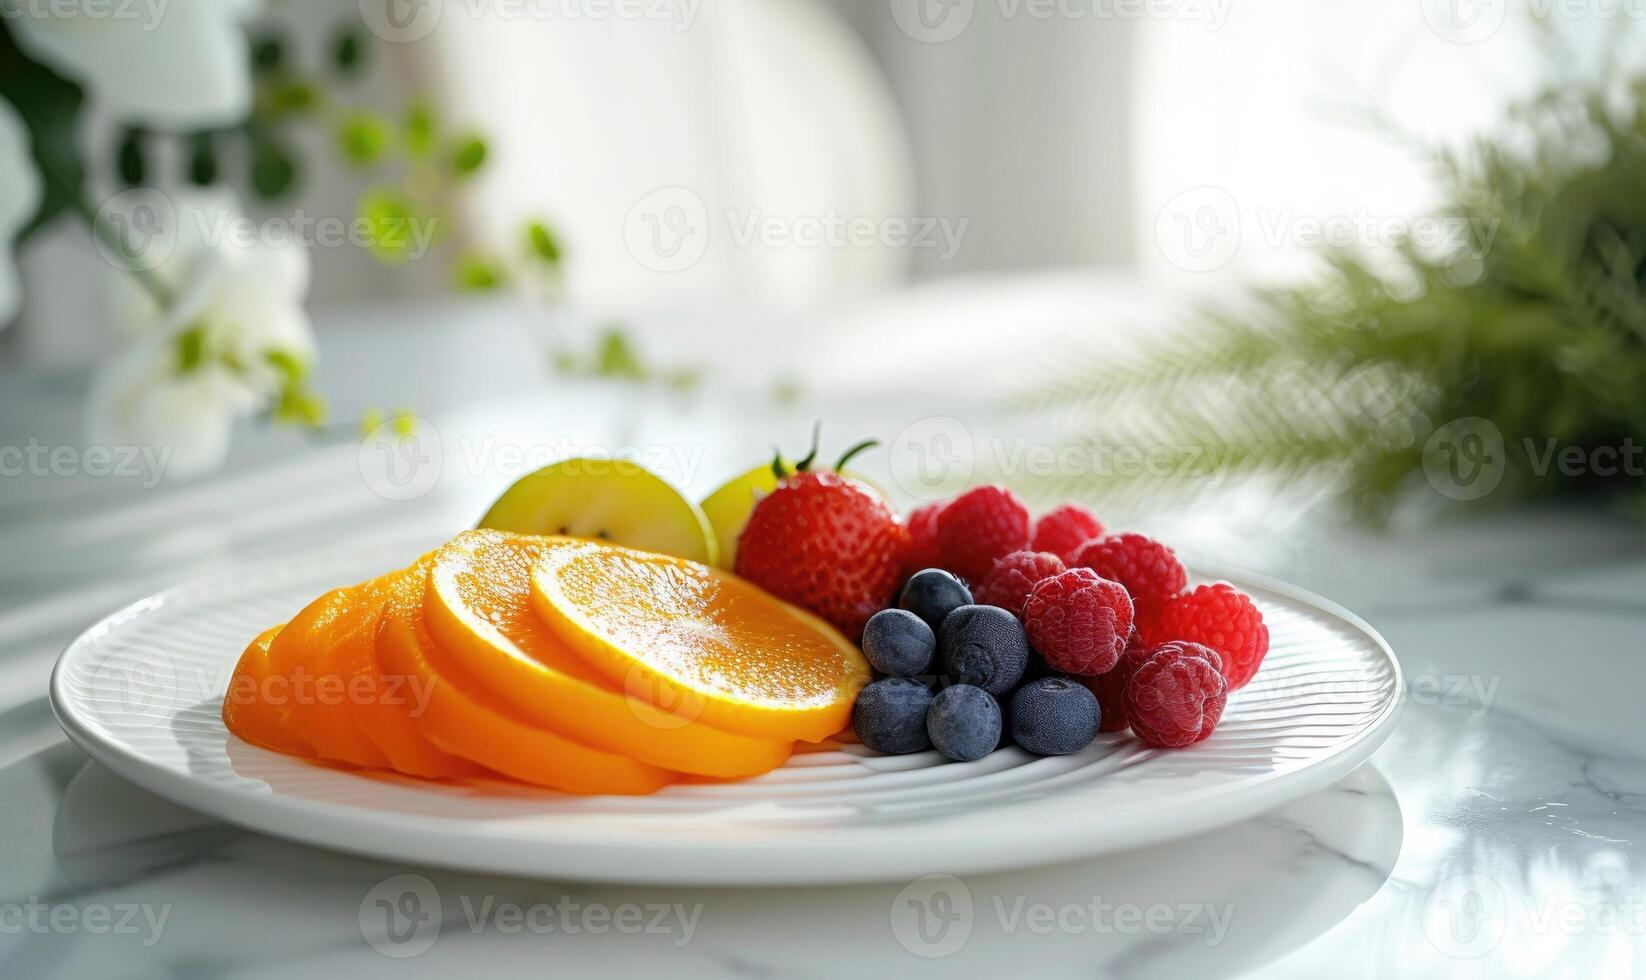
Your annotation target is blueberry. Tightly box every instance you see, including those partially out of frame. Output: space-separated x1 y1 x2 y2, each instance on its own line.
899 569 973 633
861 608 936 677
1009 677 1100 756
852 677 934 754
938 605 1029 696
927 684 1002 762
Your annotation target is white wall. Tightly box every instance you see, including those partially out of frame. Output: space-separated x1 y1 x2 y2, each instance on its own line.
826 0 1140 277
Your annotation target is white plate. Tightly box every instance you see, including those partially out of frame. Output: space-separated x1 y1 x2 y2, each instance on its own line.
50 542 1401 885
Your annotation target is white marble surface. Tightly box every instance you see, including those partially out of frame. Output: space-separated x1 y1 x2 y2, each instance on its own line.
2 292 1644 978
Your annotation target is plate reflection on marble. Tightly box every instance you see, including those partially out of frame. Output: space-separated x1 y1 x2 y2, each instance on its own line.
43 760 1401 977
49 542 1402 885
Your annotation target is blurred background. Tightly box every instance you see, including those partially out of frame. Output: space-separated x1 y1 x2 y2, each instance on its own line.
2 0 1576 317
1 0 1643 550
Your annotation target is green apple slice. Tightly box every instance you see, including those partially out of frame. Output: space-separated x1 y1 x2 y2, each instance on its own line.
477 458 717 566
700 461 785 570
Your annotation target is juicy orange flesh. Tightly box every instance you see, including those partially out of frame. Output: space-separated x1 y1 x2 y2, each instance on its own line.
440 534 608 687
223 624 314 757
541 545 855 708
263 583 391 768
345 564 482 779
378 597 674 795
227 534 857 789
426 531 795 777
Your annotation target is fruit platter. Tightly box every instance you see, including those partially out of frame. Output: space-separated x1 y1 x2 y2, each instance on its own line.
51 436 1401 884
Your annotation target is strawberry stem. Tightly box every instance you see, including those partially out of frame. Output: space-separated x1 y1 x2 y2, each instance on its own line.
793 421 823 472
834 438 879 472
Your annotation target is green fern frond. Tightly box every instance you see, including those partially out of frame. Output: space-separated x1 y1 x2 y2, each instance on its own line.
1015 65 1646 520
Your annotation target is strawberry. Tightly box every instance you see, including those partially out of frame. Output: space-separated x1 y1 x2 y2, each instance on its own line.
735 472 909 643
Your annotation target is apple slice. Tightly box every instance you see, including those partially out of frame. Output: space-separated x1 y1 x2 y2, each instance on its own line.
700 461 784 570
476 457 717 565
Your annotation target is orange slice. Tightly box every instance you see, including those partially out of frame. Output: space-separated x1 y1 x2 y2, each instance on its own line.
264 581 392 768
530 540 871 742
223 624 314 757
376 593 673 795
325 561 482 780
423 530 792 778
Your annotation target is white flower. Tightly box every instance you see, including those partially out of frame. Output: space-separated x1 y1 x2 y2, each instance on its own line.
6 0 262 127
87 191 314 480
0 96 42 326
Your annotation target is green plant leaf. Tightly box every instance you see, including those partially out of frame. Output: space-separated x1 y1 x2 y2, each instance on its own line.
186 130 219 186
595 329 644 379
274 386 328 428
449 135 487 177
116 128 146 187
336 110 394 167
402 100 436 159
332 26 367 77
452 251 505 291
250 33 286 73
265 348 309 384
174 324 206 373
0 25 88 237
249 132 298 199
1024 74 1646 521
526 220 562 265
356 186 422 264
262 76 320 117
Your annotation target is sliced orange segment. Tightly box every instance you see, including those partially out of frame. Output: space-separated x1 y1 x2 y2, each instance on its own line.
423 530 792 778
326 562 482 780
223 624 314 757
376 595 673 795
530 540 871 742
264 581 392 768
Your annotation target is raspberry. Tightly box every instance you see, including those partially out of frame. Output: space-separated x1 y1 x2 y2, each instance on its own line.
1125 641 1227 747
1143 583 1269 691
1071 534 1186 621
974 550 1066 617
1081 627 1147 732
1021 567 1133 676
934 485 1031 582
904 501 946 576
1030 504 1105 561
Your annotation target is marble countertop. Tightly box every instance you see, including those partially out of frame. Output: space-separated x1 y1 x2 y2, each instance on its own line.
2 292 1644 978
